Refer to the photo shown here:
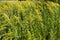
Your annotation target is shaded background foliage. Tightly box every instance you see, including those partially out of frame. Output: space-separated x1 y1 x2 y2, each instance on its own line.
0 0 60 4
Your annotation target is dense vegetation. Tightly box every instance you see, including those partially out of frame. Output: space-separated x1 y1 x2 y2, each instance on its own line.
0 0 60 3
0 1 60 40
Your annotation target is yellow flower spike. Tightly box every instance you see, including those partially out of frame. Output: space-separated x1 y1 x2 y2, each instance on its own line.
2 13 13 26
28 13 34 23
0 27 6 31
47 1 60 7
37 15 42 21
17 5 24 11
16 3 24 11
34 9 42 21
14 16 18 19
6 30 13 36
3 13 10 21
35 9 40 15
2 5 10 10
27 31 31 40
26 1 30 5
13 16 20 23
31 2 36 8
46 3 54 14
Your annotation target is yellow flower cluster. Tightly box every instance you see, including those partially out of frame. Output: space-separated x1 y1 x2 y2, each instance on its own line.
47 1 60 7
31 2 36 8
15 2 23 11
26 1 31 5
35 9 40 15
13 16 20 23
2 5 10 10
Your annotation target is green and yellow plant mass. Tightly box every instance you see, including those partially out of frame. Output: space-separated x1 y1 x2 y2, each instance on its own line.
0 1 60 40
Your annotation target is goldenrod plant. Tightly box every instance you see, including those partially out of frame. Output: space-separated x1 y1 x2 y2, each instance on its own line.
0 1 60 40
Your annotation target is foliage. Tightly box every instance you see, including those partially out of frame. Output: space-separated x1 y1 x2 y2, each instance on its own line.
0 1 60 40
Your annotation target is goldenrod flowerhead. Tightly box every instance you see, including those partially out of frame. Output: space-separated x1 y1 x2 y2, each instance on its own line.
16 3 24 11
2 5 10 10
26 1 30 5
31 3 36 8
